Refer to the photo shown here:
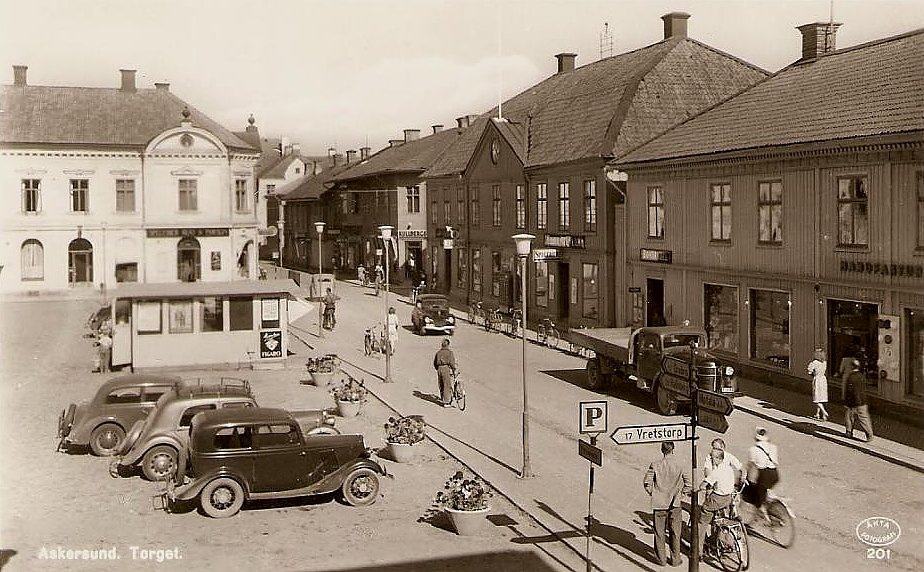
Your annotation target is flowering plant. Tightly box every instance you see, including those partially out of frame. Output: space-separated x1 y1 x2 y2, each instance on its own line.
384 415 426 445
329 376 368 403
432 471 493 511
306 354 339 374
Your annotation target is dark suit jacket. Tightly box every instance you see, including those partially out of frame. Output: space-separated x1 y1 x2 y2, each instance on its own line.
843 370 867 407
644 454 692 511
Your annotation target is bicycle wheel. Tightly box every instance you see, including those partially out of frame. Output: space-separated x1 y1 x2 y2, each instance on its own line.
454 379 466 411
546 327 560 348
767 500 795 548
738 524 750 570
467 307 475 324
714 525 744 572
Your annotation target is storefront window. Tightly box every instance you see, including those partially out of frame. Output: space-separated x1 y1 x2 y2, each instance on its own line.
261 298 280 329
472 249 482 294
229 297 253 331
908 309 924 398
492 252 501 297
582 263 597 319
705 284 738 354
201 297 224 332
137 301 162 334
536 261 549 308
749 289 790 368
457 248 467 289
168 300 194 334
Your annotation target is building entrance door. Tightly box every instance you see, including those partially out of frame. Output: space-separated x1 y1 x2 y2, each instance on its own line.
828 299 879 392
558 262 570 320
647 278 665 326
443 248 452 294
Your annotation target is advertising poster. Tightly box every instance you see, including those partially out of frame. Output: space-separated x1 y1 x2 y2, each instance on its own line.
259 329 282 358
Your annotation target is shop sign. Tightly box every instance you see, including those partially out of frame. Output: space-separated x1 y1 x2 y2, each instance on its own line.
259 329 283 358
443 239 454 250
840 260 923 278
326 228 341 235
640 248 673 264
544 234 586 249
258 226 278 237
146 228 230 238
532 248 559 262
398 230 427 239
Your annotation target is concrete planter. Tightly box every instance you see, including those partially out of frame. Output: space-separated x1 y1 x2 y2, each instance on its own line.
309 371 336 387
336 399 363 417
384 441 417 463
446 506 491 536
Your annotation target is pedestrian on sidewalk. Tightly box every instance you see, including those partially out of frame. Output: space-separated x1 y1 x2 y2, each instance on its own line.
807 348 830 421
643 441 691 567
843 358 874 442
97 329 112 373
433 338 456 407
386 307 399 354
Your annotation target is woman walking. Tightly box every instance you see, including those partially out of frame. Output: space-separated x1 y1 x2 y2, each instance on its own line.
807 348 829 421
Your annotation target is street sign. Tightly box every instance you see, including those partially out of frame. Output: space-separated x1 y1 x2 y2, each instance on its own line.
611 423 689 445
579 439 603 466
697 389 734 415
657 373 691 397
697 409 729 433
579 401 608 434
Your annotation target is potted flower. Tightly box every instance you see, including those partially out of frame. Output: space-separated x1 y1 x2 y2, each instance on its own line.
329 375 368 417
383 415 425 463
305 354 339 386
432 471 493 535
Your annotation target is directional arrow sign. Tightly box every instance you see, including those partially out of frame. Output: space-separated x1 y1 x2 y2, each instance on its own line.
697 409 730 433
611 423 689 445
696 389 734 416
657 373 691 398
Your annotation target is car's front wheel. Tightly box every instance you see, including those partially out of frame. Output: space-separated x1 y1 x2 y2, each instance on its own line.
341 467 380 506
89 423 125 456
142 445 178 481
200 477 245 518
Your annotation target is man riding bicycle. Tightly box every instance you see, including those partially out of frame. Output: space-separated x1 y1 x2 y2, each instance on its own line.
322 288 340 330
433 338 456 407
698 447 737 557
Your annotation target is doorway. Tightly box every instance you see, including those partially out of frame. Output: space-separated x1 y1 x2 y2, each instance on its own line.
177 237 201 282
557 262 570 319
647 278 665 326
443 248 453 294
68 238 94 284
828 299 879 391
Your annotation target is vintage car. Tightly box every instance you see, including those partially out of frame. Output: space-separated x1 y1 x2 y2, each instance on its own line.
410 294 456 335
155 407 386 518
112 378 338 481
57 374 184 456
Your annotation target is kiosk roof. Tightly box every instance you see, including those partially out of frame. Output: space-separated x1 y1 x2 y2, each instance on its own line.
112 279 302 299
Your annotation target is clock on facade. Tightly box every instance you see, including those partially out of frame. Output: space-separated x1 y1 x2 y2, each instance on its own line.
490 138 499 164
180 133 194 148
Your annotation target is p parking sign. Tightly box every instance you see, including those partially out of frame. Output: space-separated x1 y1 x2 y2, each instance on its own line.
579 401 608 434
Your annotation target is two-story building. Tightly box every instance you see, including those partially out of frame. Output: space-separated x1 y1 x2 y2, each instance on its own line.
424 12 769 331
1 66 261 294
614 25 924 415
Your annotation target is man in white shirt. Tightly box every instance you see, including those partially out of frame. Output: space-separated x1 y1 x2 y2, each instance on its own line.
704 438 744 484
699 448 736 556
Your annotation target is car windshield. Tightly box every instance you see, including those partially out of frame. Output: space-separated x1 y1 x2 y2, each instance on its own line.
662 334 703 349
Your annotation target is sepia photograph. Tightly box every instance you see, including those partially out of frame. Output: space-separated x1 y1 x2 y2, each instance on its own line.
1 1 923 571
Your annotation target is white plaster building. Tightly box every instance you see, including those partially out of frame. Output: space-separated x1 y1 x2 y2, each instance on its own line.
0 66 261 294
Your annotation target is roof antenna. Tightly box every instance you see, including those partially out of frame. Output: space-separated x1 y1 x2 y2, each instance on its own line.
600 22 614 59
826 0 835 52
497 0 503 120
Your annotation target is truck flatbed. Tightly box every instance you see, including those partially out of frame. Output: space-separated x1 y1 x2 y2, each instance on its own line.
569 327 633 360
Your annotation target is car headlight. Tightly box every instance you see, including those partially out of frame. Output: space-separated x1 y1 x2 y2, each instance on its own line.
424 316 433 323
725 366 735 377
447 315 455 323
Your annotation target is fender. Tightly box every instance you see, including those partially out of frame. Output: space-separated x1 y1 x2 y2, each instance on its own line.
121 434 184 466
171 467 251 502
309 458 387 496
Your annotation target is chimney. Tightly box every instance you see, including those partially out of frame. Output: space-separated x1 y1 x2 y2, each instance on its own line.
555 53 577 73
797 22 842 60
456 116 470 129
120 69 137 92
432 124 444 134
291 143 301 155
154 82 170 92
389 139 403 148
332 153 340 166
346 149 357 163
661 12 690 39
245 114 258 133
12 65 27 86
404 129 420 142
360 146 371 160
467 114 479 125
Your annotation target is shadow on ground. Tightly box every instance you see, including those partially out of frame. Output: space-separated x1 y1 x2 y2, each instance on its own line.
304 550 560 572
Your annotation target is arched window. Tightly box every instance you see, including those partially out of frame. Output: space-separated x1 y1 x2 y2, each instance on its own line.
68 238 93 284
177 237 201 282
21 239 44 281
237 240 253 278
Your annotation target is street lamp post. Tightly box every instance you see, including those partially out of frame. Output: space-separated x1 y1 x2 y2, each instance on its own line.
513 233 535 478
315 221 326 337
379 225 394 383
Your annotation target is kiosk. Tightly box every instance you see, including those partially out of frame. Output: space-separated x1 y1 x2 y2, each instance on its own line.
110 279 302 371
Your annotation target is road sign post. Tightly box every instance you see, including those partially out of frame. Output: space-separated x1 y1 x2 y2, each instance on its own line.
610 423 689 445
696 389 734 416
577 402 607 572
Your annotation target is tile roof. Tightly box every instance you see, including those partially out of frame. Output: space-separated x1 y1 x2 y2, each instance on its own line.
1 85 256 151
277 162 355 201
261 154 305 179
331 127 464 182
617 28 924 164
425 36 768 175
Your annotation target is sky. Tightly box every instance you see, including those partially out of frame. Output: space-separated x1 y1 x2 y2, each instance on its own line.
1 0 922 155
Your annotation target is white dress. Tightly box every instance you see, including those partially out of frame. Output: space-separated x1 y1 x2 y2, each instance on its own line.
808 359 828 403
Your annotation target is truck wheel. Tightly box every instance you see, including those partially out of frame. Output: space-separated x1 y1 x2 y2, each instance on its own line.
655 382 676 416
586 358 603 390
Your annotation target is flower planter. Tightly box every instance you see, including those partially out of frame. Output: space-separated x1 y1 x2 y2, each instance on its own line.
385 441 417 463
309 371 336 387
446 506 491 536
336 399 363 417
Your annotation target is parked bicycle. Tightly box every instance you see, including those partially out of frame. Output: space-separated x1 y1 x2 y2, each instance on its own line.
447 370 466 411
702 484 750 572
322 307 336 330
364 325 382 356
736 484 795 548
536 318 560 348
504 308 523 337
467 301 484 325
484 307 503 333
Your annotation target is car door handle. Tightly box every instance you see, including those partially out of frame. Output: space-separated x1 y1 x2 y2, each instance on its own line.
300 451 307 456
